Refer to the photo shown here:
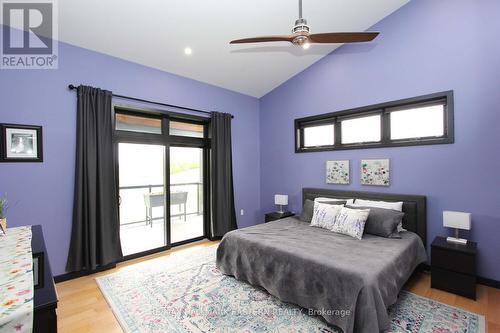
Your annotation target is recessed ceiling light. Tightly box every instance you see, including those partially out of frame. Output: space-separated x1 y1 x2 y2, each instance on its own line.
184 47 192 55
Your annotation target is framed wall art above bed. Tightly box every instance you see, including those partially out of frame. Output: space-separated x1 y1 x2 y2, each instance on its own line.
326 160 350 184
360 159 390 186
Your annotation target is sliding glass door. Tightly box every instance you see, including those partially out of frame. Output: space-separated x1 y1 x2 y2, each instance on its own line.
170 147 205 243
118 143 167 256
114 108 209 258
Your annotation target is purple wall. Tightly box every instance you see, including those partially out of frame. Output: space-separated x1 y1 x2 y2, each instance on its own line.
1 0 499 281
0 36 261 276
260 0 500 281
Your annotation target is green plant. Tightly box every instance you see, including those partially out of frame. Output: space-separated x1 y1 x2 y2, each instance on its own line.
0 195 7 219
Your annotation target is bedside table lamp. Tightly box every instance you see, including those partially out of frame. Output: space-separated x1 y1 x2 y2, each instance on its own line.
443 210 471 245
274 194 288 213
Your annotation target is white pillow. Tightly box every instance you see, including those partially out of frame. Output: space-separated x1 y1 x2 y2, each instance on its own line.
330 207 370 240
352 199 403 211
314 197 355 206
310 202 343 230
351 199 405 231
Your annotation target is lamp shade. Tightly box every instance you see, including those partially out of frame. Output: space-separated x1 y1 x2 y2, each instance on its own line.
274 194 288 206
443 211 471 230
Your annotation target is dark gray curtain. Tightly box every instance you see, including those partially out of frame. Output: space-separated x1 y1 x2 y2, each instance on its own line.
66 85 122 272
210 112 237 238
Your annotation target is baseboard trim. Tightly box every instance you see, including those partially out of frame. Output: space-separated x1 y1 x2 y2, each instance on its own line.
54 263 116 283
477 276 500 289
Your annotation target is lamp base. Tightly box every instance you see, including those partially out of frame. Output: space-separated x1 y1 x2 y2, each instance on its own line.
446 236 468 245
276 204 286 214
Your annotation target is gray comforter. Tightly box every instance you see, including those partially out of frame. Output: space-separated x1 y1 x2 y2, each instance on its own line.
216 217 427 333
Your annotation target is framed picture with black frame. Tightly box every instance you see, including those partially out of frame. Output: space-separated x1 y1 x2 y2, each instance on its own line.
0 124 43 162
32 251 44 289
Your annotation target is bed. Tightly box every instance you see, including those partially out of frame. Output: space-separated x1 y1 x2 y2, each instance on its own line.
216 188 428 333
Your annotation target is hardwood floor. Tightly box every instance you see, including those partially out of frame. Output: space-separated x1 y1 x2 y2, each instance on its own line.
56 240 500 333
56 240 219 333
404 272 500 332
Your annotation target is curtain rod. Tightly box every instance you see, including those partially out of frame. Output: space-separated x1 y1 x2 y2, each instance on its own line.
67 84 234 119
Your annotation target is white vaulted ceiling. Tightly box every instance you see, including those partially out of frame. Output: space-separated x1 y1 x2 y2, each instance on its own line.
58 0 409 97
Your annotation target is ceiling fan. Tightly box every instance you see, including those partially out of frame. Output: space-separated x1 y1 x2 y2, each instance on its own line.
230 0 379 49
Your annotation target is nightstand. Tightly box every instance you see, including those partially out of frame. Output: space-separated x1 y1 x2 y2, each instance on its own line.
265 211 294 223
431 236 477 299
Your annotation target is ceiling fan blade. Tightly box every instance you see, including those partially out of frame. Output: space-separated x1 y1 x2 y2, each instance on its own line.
230 35 294 44
308 32 379 44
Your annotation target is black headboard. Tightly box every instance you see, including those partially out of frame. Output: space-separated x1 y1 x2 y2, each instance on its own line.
303 188 427 247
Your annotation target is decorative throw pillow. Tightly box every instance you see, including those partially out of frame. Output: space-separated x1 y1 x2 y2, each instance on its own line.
310 202 343 229
351 199 405 231
301 199 346 223
352 199 403 211
330 207 370 240
314 197 355 206
299 199 315 222
347 205 404 238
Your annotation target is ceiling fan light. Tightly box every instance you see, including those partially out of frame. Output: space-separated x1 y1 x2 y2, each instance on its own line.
292 35 309 47
228 0 380 47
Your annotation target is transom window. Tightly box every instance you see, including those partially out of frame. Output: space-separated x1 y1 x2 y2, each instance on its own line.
113 107 208 143
115 113 162 134
303 124 335 147
341 114 381 144
295 91 453 152
169 120 204 138
389 103 445 140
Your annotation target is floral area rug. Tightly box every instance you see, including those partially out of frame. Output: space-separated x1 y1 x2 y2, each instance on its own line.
96 245 485 333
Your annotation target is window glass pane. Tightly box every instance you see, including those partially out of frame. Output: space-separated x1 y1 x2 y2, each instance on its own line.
170 147 204 243
169 121 204 138
390 104 444 140
341 115 381 144
115 113 162 134
303 124 334 147
118 143 166 256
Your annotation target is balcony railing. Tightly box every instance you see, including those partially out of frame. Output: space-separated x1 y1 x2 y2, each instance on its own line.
119 182 203 226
